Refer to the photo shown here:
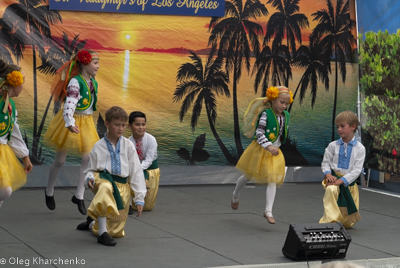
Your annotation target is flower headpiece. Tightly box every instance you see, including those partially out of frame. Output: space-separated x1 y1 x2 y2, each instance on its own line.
0 70 24 113
266 86 293 104
76 50 92 65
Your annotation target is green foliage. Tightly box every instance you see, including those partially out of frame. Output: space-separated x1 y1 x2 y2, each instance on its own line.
359 30 400 96
359 30 400 173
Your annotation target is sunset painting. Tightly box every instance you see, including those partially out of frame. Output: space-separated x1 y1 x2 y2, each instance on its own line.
0 0 358 168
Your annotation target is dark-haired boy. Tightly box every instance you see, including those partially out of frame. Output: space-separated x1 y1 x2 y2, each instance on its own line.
128 111 159 212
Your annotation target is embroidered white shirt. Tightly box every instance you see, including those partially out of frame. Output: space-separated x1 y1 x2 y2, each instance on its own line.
128 132 158 170
84 135 147 206
63 78 95 127
321 137 366 187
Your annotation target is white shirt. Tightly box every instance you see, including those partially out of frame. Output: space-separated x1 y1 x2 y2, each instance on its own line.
63 78 95 127
128 133 158 170
321 137 366 187
0 110 29 158
84 134 147 206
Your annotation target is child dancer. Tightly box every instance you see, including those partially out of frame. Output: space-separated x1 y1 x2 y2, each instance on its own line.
231 86 293 224
127 111 159 213
0 59 33 208
44 50 100 215
320 111 365 228
77 106 146 246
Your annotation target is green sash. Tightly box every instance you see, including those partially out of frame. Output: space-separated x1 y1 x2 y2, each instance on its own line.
332 171 358 215
144 159 159 180
99 171 127 211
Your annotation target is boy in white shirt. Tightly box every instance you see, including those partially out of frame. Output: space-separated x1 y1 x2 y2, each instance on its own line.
76 106 146 246
128 111 159 212
320 111 365 228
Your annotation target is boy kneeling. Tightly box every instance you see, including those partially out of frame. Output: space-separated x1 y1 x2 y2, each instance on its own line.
78 106 146 246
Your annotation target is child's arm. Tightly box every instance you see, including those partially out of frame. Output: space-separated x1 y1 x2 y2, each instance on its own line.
141 134 157 170
128 143 147 216
84 147 98 189
63 78 80 131
8 111 32 173
321 142 335 183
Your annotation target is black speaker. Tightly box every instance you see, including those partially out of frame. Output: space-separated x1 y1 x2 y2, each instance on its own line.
282 222 352 261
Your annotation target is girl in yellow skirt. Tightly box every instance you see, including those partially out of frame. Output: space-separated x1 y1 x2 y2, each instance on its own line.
231 86 293 224
0 59 33 208
44 50 100 215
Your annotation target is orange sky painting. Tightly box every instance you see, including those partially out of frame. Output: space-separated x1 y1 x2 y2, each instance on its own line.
1 0 357 53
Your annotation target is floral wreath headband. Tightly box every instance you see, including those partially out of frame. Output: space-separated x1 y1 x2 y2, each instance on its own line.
0 70 25 113
76 50 99 65
266 86 294 104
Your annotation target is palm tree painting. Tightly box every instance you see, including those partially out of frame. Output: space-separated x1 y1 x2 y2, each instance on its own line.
264 0 309 88
176 133 210 165
288 34 331 113
1 0 62 164
252 42 289 97
208 0 268 158
311 0 356 141
173 45 237 165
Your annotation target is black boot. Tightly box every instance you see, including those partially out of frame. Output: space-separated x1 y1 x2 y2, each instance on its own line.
98 232 117 246
71 195 87 215
77 216 93 231
45 189 56 210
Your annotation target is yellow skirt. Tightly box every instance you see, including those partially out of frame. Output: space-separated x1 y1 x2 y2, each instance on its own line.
132 168 160 211
44 110 99 154
0 144 27 191
88 172 131 238
236 140 286 185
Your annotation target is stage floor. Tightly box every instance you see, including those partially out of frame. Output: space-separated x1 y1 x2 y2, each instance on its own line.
1 183 400 267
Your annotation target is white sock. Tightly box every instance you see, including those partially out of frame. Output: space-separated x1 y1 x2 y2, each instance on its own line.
97 217 107 236
0 201 3 208
232 175 248 201
265 183 276 217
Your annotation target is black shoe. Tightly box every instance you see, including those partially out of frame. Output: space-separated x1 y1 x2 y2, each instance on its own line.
71 195 87 215
128 206 134 215
77 216 93 230
45 189 55 210
98 232 117 246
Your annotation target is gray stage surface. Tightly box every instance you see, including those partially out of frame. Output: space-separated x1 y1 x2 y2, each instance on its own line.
1 182 400 268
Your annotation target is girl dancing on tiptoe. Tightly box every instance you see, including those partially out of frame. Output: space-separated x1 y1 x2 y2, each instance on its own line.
44 50 100 215
0 59 33 208
231 86 293 224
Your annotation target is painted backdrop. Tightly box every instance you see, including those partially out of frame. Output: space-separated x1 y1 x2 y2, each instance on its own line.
0 0 358 170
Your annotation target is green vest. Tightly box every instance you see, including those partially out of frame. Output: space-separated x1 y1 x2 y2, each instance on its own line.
254 108 289 144
74 75 98 111
0 98 16 140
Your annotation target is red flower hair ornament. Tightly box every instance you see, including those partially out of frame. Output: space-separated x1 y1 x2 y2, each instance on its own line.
76 50 92 65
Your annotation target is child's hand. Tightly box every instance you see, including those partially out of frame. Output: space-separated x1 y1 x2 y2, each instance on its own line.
136 205 143 217
88 179 95 190
22 156 33 174
267 146 279 156
327 179 344 186
68 125 80 133
324 173 336 183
